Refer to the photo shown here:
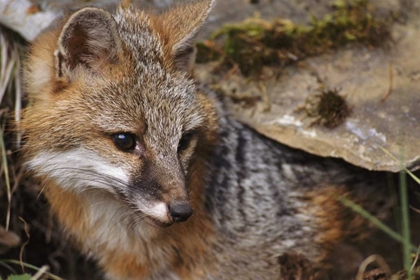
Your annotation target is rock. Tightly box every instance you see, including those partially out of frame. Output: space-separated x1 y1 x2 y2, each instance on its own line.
0 0 60 42
195 0 420 172
2 0 419 172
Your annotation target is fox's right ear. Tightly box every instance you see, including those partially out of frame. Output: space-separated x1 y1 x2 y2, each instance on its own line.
55 8 122 79
152 0 215 72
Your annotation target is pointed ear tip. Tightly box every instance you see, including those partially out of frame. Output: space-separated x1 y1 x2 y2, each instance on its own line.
197 0 216 12
201 0 216 18
57 6 120 57
205 0 216 10
59 6 115 38
65 6 112 24
119 0 132 9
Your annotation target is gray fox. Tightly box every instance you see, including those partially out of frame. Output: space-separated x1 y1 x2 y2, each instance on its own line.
21 0 392 279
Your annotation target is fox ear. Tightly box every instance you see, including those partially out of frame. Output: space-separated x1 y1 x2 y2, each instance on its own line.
55 8 121 79
154 0 215 71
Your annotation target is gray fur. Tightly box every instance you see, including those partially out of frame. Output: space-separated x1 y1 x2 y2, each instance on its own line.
201 96 388 279
22 2 393 279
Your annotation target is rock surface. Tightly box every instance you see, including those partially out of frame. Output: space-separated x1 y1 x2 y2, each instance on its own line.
1 0 419 172
198 0 420 172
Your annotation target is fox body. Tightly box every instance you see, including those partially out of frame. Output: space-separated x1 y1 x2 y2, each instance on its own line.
21 1 391 279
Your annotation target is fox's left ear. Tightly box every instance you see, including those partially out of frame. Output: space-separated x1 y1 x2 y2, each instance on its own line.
152 0 215 71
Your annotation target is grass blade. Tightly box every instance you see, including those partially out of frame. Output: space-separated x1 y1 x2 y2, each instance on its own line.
406 169 420 185
14 57 22 148
336 195 417 252
378 144 416 274
0 260 16 274
400 169 412 276
399 143 412 276
0 124 11 231
378 145 420 182
0 260 64 280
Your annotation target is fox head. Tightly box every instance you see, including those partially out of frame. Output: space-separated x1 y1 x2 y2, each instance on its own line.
22 0 218 228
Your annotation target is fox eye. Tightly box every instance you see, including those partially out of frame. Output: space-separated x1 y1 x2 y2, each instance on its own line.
178 131 195 153
113 133 137 152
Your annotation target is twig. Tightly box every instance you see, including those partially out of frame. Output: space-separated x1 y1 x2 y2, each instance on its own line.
31 265 49 280
380 62 393 103
221 63 239 81
355 254 391 280
409 205 420 214
258 81 271 112
0 123 11 231
19 217 30 273
0 259 64 280
410 245 420 272
14 55 22 148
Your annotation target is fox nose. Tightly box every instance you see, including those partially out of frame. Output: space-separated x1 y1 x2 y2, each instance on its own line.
168 202 193 223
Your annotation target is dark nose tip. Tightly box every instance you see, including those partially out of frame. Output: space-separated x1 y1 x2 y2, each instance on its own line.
168 202 193 223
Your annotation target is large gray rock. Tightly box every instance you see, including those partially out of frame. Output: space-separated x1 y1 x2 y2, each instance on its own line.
1 0 419 172
197 0 420 172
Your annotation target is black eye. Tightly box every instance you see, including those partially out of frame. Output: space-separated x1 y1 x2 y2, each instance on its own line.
178 131 195 153
113 133 137 152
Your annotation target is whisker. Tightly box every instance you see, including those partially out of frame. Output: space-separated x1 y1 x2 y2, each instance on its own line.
107 209 141 236
37 182 49 199
37 167 131 193
89 200 113 208
56 168 128 184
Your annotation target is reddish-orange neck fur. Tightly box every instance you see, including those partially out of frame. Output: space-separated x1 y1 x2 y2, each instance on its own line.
44 160 216 279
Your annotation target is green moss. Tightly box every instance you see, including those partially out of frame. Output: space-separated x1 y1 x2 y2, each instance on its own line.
195 41 222 63
196 0 393 76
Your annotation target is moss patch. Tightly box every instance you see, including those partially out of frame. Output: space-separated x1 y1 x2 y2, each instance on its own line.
196 0 393 76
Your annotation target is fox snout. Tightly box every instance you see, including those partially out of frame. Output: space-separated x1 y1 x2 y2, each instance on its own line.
131 158 193 227
168 201 193 223
143 199 192 228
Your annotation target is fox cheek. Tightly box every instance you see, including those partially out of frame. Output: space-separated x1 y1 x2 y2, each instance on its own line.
26 148 131 193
